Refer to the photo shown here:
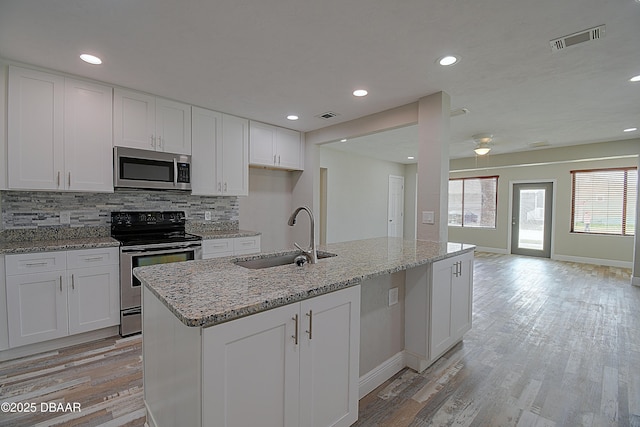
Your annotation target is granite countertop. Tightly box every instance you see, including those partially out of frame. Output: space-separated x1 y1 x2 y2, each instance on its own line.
193 229 261 240
134 237 475 329
0 236 121 254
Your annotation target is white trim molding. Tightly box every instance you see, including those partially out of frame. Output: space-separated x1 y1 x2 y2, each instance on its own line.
359 351 406 399
553 254 633 269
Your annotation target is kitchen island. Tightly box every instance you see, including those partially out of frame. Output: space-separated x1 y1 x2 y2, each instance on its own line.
135 237 475 427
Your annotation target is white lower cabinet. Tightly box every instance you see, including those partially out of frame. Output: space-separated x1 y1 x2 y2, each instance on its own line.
202 285 360 427
201 235 261 259
405 251 474 372
5 248 119 348
143 284 360 427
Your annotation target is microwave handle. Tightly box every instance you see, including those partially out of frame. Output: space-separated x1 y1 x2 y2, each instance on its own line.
174 159 178 187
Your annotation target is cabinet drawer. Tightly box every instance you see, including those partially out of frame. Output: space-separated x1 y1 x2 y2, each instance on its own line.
203 238 234 258
234 236 261 255
6 252 66 275
67 247 119 269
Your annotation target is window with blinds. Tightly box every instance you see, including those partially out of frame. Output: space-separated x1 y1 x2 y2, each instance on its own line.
448 176 498 228
571 167 637 236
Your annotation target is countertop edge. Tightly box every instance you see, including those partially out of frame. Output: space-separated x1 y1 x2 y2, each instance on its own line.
140 243 475 329
0 237 121 255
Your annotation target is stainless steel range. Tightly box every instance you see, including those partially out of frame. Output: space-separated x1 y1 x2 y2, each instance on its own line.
111 211 202 336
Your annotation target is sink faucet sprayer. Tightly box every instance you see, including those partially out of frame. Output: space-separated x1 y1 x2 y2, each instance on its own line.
287 206 318 264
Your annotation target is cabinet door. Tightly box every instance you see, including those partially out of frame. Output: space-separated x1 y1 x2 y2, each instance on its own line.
300 285 360 427
276 128 303 170
7 66 64 190
249 121 276 167
113 88 156 151
220 114 249 195
191 106 222 195
64 79 114 192
67 265 119 334
156 98 191 155
451 252 473 339
6 272 68 347
430 258 453 360
202 303 300 427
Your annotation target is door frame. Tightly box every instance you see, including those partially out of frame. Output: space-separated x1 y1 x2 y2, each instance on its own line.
388 175 404 238
507 180 556 258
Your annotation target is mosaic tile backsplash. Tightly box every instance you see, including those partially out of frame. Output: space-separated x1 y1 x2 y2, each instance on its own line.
0 189 239 240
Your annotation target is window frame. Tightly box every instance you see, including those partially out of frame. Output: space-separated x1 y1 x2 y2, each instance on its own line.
570 166 637 236
448 175 499 229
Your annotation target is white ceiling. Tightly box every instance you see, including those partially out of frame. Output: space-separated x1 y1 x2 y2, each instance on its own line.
1 0 639 162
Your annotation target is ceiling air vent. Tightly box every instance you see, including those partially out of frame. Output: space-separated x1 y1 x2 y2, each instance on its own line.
550 25 605 51
316 111 340 120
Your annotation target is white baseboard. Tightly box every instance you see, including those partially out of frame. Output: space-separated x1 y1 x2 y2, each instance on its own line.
359 351 406 399
553 254 632 269
473 246 509 254
0 326 119 362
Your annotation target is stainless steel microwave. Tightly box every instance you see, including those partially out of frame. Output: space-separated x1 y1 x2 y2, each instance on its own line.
114 147 192 190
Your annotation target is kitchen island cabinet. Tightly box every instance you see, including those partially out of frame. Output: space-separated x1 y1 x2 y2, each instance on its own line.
136 237 474 427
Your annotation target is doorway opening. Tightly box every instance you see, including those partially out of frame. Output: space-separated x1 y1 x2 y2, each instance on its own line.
511 182 553 258
320 167 328 245
388 175 404 238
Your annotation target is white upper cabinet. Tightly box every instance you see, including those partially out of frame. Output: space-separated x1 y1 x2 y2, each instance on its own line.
64 78 113 192
7 66 113 192
192 107 248 196
114 88 191 155
249 121 303 170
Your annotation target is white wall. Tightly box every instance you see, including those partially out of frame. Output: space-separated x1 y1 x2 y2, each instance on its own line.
449 140 639 267
319 147 406 243
404 164 418 240
238 168 293 252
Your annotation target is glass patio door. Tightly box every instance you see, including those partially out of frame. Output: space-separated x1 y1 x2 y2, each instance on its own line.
511 182 553 258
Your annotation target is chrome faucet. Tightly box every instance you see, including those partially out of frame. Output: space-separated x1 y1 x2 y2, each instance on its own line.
287 206 318 264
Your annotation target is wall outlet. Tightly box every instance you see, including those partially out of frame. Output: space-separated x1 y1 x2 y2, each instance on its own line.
204 211 212 221
422 211 435 224
60 211 71 225
388 287 399 306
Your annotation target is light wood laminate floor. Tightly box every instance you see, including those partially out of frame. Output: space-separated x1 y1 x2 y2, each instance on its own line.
0 252 638 426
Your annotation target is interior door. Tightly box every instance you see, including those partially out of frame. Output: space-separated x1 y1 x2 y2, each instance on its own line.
388 175 404 237
511 182 553 257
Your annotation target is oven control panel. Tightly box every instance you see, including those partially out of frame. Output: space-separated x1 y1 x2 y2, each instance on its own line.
111 211 186 227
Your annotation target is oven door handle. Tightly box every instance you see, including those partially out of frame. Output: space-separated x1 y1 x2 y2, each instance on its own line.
121 245 201 256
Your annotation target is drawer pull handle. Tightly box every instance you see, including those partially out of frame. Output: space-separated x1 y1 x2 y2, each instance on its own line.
306 310 313 340
83 257 103 261
292 314 299 345
25 262 48 267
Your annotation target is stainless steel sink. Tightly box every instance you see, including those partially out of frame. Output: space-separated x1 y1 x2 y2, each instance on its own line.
235 251 337 269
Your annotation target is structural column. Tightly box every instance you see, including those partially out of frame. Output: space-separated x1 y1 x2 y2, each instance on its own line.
416 92 450 242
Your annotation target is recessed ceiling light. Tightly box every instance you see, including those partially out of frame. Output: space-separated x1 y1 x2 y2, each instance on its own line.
407 156 415 160
80 53 102 65
438 55 459 66
286 115 299 120
353 89 368 97
623 127 637 132
630 75 640 82
340 139 347 143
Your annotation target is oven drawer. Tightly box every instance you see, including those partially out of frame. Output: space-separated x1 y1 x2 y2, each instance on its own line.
67 247 119 269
